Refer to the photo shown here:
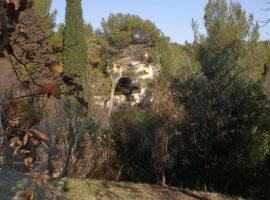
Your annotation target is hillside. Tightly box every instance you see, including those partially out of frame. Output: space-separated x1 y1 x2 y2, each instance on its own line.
1 1 269 199
0 169 243 200
61 179 243 200
93 54 159 112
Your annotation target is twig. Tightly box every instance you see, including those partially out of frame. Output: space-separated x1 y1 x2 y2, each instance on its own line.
34 32 54 43
259 19 270 27
11 93 43 101
63 42 79 52
10 52 41 86
7 53 26 88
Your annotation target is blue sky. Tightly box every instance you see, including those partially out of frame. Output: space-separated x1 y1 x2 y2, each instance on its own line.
51 0 270 44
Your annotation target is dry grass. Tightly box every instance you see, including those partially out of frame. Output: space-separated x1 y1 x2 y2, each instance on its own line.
60 179 244 200
0 169 244 200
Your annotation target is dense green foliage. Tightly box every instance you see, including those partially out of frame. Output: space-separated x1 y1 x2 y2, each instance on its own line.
63 0 88 75
101 13 161 49
33 0 53 17
110 106 160 182
5 0 270 199
173 62 270 195
91 1 270 199
45 0 270 197
200 0 264 82
149 37 191 80
32 0 56 32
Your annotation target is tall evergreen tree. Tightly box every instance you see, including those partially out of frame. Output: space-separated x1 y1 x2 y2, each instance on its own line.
63 0 88 75
172 0 270 196
59 0 90 178
200 0 263 81
33 0 52 17
32 0 56 30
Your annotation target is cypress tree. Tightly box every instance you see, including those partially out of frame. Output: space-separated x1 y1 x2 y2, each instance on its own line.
60 0 89 177
32 0 56 30
63 0 88 75
33 0 52 17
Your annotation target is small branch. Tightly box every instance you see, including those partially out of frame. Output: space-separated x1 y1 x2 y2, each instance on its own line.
7 53 26 88
34 32 54 43
259 19 270 27
11 93 43 101
0 97 33 106
9 53 41 86
63 42 79 52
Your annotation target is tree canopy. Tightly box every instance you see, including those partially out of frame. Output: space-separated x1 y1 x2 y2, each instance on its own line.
101 13 161 49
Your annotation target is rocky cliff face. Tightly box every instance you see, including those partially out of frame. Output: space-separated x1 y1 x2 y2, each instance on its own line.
94 55 159 111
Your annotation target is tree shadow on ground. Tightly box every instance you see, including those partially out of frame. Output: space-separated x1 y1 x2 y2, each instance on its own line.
0 169 68 200
0 169 46 200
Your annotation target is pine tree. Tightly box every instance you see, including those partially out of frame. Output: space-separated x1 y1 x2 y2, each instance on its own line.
173 0 270 194
202 0 262 81
63 0 88 76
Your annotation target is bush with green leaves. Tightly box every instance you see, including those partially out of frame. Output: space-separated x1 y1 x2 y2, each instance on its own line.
110 106 160 182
